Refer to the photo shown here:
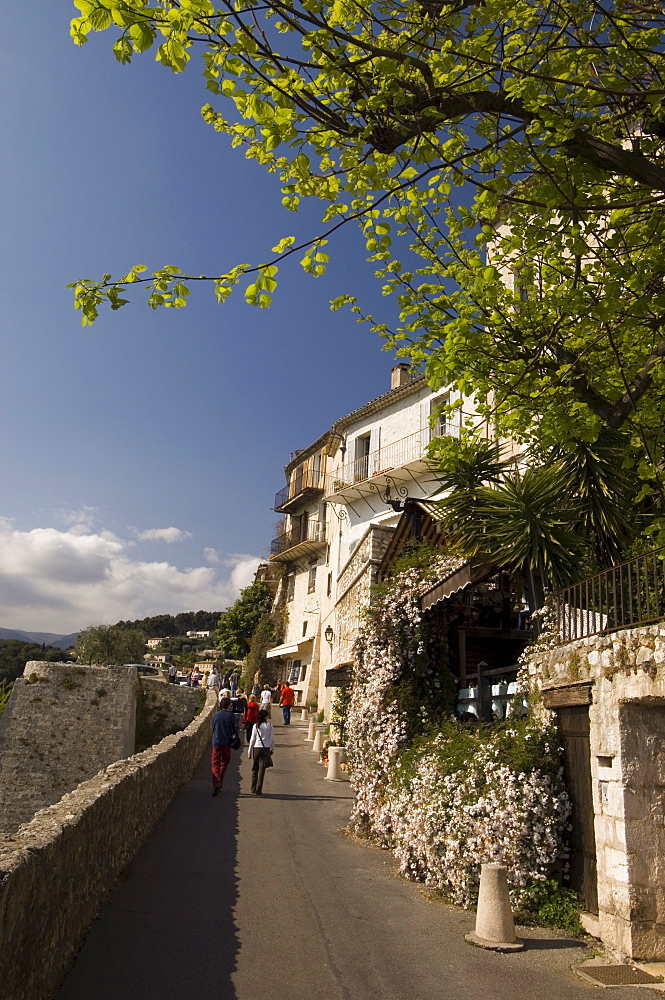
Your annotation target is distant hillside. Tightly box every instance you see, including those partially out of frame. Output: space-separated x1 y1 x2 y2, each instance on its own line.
113 611 221 637
0 628 78 650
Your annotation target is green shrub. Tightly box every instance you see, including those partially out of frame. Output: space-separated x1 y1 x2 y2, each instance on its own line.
516 879 582 934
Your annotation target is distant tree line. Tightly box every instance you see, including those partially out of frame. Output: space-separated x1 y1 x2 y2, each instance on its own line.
113 610 221 638
0 640 65 686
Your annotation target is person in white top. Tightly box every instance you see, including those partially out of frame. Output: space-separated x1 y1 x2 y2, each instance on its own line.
259 684 272 718
247 710 274 795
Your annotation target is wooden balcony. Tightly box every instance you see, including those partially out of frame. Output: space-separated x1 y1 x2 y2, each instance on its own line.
274 469 326 513
270 520 327 562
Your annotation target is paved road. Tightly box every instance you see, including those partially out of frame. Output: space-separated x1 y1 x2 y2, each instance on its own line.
55 720 656 1000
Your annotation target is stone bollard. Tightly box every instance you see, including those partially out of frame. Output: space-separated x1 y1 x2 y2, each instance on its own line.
325 746 348 781
306 719 317 741
311 727 325 754
300 708 308 722
465 863 524 951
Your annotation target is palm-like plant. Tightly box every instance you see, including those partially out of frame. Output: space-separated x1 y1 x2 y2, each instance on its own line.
431 432 638 611
549 432 635 563
432 438 512 497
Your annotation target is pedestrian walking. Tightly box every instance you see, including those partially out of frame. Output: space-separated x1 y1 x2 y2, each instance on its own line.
210 697 239 797
206 667 220 698
167 662 178 684
232 688 248 724
279 681 295 725
248 709 274 795
242 695 259 744
190 668 202 687
252 681 261 698
259 684 272 718
230 669 240 695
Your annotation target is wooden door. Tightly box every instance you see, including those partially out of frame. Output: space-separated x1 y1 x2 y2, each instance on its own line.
557 705 598 914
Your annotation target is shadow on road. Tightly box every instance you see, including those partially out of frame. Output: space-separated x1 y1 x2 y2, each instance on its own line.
55 752 241 1000
253 792 355 801
518 935 589 951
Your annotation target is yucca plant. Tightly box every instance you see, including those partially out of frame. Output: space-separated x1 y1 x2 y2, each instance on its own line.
549 432 636 564
431 432 639 611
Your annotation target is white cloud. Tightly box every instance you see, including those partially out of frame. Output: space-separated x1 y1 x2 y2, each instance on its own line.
133 527 193 544
0 519 262 633
53 505 98 532
204 547 220 564
225 554 263 592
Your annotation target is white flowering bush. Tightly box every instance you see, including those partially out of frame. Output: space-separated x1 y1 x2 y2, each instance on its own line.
347 553 571 910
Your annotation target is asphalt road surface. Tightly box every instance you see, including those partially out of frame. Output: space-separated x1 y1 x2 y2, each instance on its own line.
54 719 657 1000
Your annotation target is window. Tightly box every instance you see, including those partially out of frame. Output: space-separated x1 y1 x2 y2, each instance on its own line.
286 572 295 602
308 560 317 594
327 572 332 598
300 663 307 682
290 660 301 684
430 394 449 439
302 620 308 636
354 434 371 481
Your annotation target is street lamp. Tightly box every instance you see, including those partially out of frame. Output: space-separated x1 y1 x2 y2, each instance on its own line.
324 626 334 645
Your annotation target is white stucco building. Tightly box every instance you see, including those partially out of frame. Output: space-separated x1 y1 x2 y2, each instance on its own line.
265 365 490 716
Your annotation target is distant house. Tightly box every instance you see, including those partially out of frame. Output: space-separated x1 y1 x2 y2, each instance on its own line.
143 654 171 666
146 638 163 648
186 630 212 639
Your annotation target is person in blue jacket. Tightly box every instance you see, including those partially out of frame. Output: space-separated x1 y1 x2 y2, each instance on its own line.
211 697 237 796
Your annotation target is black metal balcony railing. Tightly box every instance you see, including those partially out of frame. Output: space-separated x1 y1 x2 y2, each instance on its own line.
552 546 665 645
270 520 326 557
274 469 326 511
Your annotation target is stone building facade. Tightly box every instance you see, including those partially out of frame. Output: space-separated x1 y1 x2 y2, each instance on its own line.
525 623 665 960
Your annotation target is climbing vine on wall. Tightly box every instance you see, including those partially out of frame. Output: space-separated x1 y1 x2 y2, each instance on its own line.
346 554 571 909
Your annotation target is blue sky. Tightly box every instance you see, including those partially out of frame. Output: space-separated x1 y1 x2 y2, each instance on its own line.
0 6 403 632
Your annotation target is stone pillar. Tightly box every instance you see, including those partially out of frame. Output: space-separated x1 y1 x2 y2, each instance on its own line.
465 863 523 951
306 719 317 741
326 746 348 781
312 727 325 754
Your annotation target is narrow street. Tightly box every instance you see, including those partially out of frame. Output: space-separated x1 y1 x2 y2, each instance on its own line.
55 719 654 1000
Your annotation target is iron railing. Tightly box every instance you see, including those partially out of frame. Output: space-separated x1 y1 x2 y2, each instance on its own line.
274 468 326 510
552 546 665 644
270 520 326 557
326 421 466 493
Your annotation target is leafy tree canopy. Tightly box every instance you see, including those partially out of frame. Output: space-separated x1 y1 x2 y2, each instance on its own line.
114 610 221 637
216 581 273 657
75 623 148 666
70 1 665 504
0 640 65 687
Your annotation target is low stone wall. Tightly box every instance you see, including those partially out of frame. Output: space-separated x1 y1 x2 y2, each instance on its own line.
525 623 665 959
0 691 217 1000
0 662 137 837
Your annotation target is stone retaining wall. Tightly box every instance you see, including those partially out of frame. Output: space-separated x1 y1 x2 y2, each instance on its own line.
135 677 205 751
0 691 217 1000
525 623 665 959
0 662 137 837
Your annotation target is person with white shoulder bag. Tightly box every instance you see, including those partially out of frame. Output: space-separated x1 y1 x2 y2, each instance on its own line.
247 709 274 796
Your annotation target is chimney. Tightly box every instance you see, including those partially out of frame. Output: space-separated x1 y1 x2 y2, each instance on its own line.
391 363 410 390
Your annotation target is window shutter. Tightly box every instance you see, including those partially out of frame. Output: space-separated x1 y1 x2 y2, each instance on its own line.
420 400 431 449
369 425 381 475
